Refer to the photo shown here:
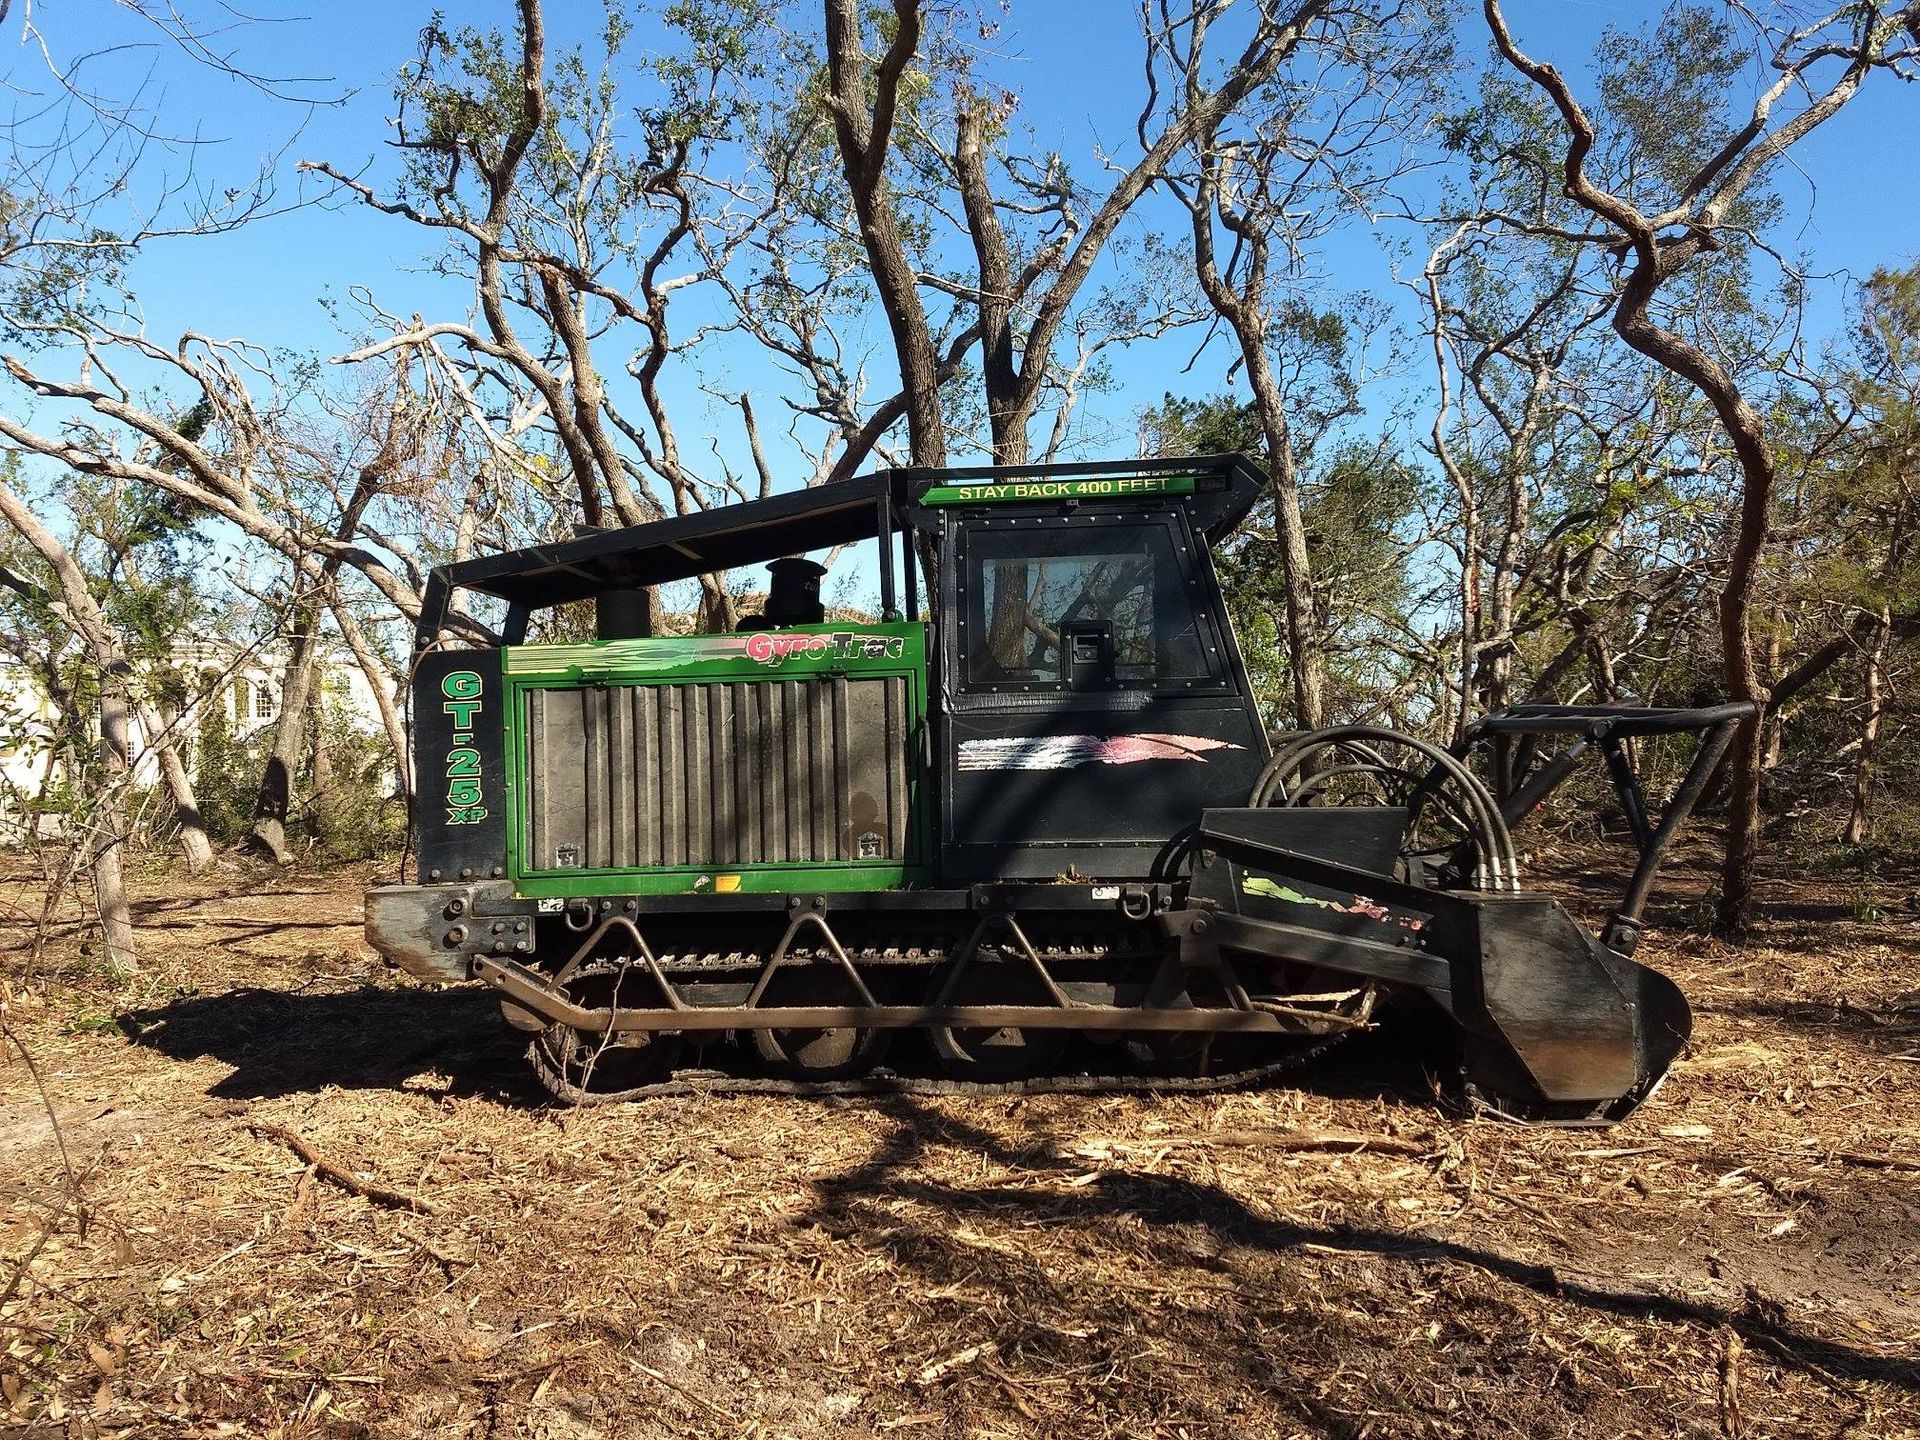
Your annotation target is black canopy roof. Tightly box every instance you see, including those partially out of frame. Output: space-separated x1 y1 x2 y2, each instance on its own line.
417 455 1265 646
428 473 901 613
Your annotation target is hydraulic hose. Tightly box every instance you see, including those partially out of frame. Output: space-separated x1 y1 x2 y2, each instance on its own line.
1249 725 1520 890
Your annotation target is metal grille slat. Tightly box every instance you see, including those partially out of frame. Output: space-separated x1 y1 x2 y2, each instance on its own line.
833 675 852 861
610 688 636 868
658 687 682 866
786 680 809 861
528 688 548 869
766 682 789 864
705 683 729 864
808 680 832 860
686 685 710 863
584 689 610 869
632 687 657 868
522 676 909 873
885 675 908 857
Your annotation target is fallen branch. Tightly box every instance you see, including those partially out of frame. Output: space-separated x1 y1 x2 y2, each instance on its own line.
1081 1128 1434 1158
1829 1150 1920 1173
1 1016 86 1233
1206 1128 1435 1155
247 1123 438 1214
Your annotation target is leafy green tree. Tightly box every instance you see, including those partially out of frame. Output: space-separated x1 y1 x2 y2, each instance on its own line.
1784 265 1920 843
1482 0 1918 929
1142 392 1417 729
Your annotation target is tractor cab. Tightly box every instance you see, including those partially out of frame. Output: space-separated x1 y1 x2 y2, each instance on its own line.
904 463 1270 880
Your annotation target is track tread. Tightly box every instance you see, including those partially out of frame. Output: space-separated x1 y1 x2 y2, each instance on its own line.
522 933 1369 1106
527 1033 1354 1106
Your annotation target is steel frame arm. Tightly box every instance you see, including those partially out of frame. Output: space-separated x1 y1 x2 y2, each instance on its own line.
1460 703 1753 954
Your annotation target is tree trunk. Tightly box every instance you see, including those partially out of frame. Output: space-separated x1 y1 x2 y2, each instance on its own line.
249 608 321 864
1760 611 1786 772
91 663 138 972
1843 609 1890 846
247 406 395 851
1456 502 1482 747
698 578 738 634
1695 395 1776 935
1244 355 1328 731
1481 454 1534 717
1577 620 1618 703
1604 258 1776 935
138 698 214 874
309 699 336 851
0 478 138 968
329 595 411 802
822 0 947 468
1177 105 1330 732
986 562 1036 672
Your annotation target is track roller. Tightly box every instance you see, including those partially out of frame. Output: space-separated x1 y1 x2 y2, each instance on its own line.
928 952 1069 1081
749 970 889 1080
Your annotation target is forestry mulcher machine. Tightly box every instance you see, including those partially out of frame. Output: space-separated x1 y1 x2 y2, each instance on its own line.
367 456 1748 1123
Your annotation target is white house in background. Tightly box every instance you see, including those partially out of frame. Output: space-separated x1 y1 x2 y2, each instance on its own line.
0 638 395 830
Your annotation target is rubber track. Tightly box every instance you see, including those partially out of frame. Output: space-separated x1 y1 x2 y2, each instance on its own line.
521 939 1370 1106
526 1031 1358 1106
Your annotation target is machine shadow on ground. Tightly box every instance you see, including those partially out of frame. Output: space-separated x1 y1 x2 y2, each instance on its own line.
119 984 537 1103
117 977 1445 1110
791 1092 1920 1422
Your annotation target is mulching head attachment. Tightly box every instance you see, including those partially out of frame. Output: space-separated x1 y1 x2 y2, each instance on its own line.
1183 705 1748 1122
1187 805 1692 1125
1442 892 1692 1122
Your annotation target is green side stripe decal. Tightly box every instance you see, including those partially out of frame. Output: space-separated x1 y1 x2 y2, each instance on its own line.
919 474 1197 506
504 621 925 681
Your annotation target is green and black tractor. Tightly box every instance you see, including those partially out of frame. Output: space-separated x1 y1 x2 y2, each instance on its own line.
366 455 1746 1121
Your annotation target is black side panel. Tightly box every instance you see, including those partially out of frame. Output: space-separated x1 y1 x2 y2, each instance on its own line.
1197 807 1409 878
944 700 1267 879
413 651 507 883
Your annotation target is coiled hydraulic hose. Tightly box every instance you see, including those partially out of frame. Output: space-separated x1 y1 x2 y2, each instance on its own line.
1248 725 1520 891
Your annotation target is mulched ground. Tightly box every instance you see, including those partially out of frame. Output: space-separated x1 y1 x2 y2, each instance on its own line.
2 841 1917 1438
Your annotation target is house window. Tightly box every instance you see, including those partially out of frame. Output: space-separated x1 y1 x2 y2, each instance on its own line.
253 684 277 721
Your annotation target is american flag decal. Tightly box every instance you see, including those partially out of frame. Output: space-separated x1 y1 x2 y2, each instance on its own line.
957 733 1243 772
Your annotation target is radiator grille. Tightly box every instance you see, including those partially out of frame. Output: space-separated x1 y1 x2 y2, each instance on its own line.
522 677 911 872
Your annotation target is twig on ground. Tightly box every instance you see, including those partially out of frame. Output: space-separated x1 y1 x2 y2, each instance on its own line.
1082 1128 1435 1157
1718 1329 1744 1438
246 1122 438 1214
1 1015 86 1235
1828 1150 1920 1173
915 1340 999 1386
629 1360 735 1419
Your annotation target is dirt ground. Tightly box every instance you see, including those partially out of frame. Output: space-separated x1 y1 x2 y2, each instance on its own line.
2 842 1917 1439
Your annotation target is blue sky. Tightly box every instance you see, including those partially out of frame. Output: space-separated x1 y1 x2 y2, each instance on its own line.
9 1 1918 497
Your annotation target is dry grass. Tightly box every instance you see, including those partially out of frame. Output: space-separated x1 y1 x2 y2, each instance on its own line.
2 844 1918 1438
